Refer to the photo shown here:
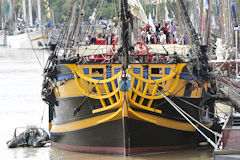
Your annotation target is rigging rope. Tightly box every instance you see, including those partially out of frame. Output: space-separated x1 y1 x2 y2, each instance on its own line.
162 92 219 149
163 90 226 120
26 32 43 69
162 91 222 137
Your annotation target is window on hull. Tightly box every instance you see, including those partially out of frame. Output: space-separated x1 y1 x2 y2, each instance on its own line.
92 68 104 74
151 68 162 74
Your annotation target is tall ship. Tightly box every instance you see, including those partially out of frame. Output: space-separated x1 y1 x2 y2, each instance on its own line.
42 0 220 155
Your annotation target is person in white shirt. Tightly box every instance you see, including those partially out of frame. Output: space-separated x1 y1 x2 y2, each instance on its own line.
158 31 166 44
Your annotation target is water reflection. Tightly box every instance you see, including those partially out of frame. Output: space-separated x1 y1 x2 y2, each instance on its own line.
48 147 213 160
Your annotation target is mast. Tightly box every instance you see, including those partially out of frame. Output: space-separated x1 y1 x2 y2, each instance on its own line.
167 0 183 34
64 0 77 54
199 0 203 40
120 0 130 71
28 0 33 26
228 0 233 47
176 0 201 49
235 27 239 77
203 0 211 46
226 0 231 47
198 0 203 36
158 0 161 21
0 0 2 30
37 0 41 23
202 0 212 57
224 0 228 43
219 0 225 43
73 0 86 48
176 0 212 78
120 0 132 156
22 0 27 23
155 1 158 22
163 0 166 22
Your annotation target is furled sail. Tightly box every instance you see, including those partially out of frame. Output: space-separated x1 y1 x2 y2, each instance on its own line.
127 0 148 24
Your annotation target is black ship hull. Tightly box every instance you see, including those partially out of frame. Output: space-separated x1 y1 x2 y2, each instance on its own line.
49 96 208 155
51 118 196 155
43 63 216 155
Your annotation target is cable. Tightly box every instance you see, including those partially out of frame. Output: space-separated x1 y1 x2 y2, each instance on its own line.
26 31 43 69
40 104 47 128
163 90 226 120
162 92 220 150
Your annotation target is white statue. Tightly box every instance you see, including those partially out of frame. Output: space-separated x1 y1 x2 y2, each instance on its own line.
215 38 226 60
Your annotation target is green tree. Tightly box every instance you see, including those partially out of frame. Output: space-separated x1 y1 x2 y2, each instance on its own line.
48 0 71 23
48 0 119 23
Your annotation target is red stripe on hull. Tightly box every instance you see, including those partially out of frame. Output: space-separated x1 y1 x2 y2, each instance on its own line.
52 142 125 154
52 142 194 155
129 145 194 155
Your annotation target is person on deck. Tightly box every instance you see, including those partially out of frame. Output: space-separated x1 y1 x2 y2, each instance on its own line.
183 33 188 45
144 24 152 33
96 34 104 40
141 31 147 43
155 21 161 36
146 32 152 44
158 31 166 45
86 32 92 45
169 22 176 44
150 32 157 44
90 34 96 44
163 23 169 44
106 33 112 44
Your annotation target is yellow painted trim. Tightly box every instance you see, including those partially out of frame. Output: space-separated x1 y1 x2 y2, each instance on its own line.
65 63 123 117
122 92 129 117
126 63 186 113
128 98 162 114
204 122 213 128
128 107 157 124
51 112 121 133
139 82 149 104
51 108 209 133
128 65 178 84
129 63 186 100
55 80 85 98
134 111 197 131
72 72 120 99
97 107 122 124
171 79 187 97
190 86 203 98
49 122 52 130
92 92 123 114
66 64 122 84
103 83 114 104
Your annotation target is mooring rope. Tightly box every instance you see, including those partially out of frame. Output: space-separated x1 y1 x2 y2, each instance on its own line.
161 92 219 149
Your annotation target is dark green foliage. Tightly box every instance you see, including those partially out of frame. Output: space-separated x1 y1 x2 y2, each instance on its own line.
3 0 240 24
48 0 118 22
48 0 72 23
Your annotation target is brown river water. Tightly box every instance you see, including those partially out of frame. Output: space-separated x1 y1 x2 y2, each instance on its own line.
0 48 217 159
